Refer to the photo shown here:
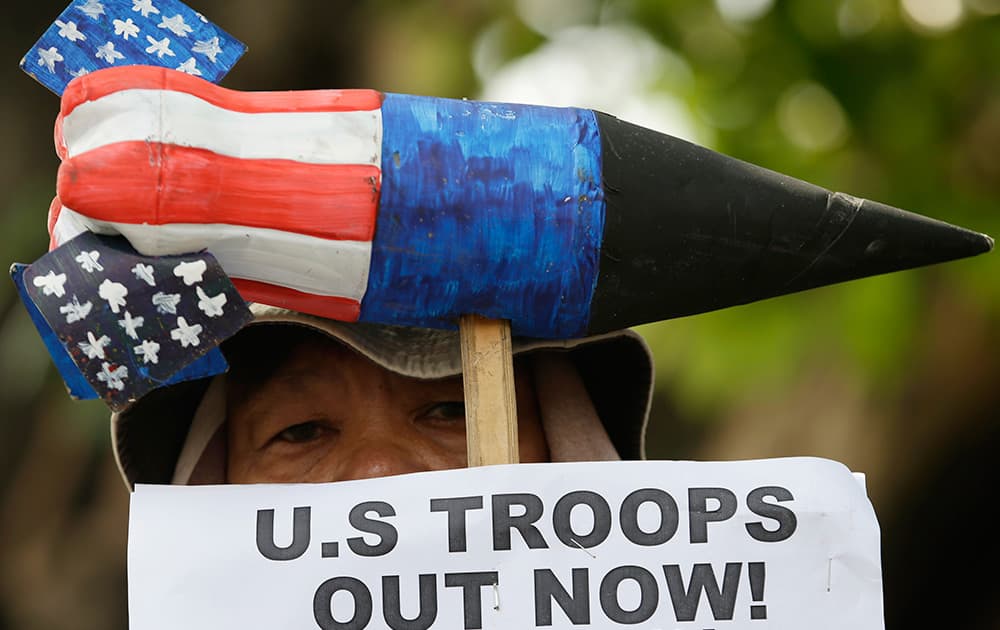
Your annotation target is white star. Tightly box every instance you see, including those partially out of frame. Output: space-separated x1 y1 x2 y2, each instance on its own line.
37 47 64 74
131 262 156 286
152 291 181 314
33 270 67 297
95 41 125 64
158 14 193 37
98 278 128 313
118 311 144 340
175 57 202 76
113 18 140 40
173 260 206 285
69 67 90 78
145 35 174 58
192 36 222 63
133 339 161 365
97 362 128 391
170 317 203 348
75 249 104 272
132 0 160 18
194 11 208 23
78 331 111 360
77 0 105 20
59 296 93 323
54 20 86 42
196 285 227 317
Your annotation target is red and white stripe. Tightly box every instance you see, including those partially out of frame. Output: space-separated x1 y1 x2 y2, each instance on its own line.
53 66 384 321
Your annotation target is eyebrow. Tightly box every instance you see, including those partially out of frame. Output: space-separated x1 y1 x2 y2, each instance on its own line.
247 367 333 407
233 379 328 449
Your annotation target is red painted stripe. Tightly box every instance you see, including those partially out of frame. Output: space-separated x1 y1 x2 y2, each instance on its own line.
58 142 379 242
62 66 384 118
232 278 362 322
47 196 62 251
54 113 66 160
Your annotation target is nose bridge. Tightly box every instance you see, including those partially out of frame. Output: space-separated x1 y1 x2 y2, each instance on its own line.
338 435 426 481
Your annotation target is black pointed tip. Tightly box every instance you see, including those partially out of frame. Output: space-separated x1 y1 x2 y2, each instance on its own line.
586 112 996 333
979 232 995 254
775 198 995 297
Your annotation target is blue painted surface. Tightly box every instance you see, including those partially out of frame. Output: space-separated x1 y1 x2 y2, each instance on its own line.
15 259 220 399
21 0 244 95
363 94 606 338
162 342 228 384
14 233 245 410
11 263 99 400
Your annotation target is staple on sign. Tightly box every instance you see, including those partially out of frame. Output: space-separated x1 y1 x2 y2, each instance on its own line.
570 538 597 559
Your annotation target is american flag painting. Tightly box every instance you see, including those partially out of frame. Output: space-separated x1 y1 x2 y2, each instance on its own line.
20 0 244 95
15 0 251 407
51 66 385 325
17 232 250 409
51 65 607 339
47 63 996 346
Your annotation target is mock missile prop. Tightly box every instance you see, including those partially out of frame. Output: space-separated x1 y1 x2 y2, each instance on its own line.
15 2 994 409
53 65 993 340
14 0 251 408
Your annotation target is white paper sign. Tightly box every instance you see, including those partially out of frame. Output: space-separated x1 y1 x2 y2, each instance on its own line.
128 458 883 630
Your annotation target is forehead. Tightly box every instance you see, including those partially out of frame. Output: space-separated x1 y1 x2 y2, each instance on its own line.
222 325 476 427
221 322 540 404
222 324 476 393
222 325 351 390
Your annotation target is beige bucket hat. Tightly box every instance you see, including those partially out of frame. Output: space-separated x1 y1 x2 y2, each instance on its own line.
111 305 655 486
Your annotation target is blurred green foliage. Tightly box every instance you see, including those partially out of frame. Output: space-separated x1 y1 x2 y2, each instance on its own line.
474 0 1000 419
1 0 997 447
354 0 1000 420
1 2 997 629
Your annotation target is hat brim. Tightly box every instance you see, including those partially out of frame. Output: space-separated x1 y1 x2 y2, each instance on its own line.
112 305 654 486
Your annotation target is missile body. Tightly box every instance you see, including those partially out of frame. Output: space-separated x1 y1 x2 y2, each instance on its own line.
55 67 992 339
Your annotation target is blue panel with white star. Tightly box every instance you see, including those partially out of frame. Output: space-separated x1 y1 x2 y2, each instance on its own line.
11 263 100 400
18 232 251 410
21 0 245 95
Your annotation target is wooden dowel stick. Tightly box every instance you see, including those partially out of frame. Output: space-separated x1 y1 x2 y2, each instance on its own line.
459 315 519 467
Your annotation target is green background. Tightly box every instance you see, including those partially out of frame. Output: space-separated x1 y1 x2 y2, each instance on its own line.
0 1 997 628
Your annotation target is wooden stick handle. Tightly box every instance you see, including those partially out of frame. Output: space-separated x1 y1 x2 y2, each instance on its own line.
459 315 519 466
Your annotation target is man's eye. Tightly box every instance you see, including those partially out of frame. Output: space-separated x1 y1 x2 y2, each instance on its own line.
421 401 466 423
275 421 327 444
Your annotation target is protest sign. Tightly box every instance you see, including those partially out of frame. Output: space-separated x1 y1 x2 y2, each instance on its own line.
128 458 883 629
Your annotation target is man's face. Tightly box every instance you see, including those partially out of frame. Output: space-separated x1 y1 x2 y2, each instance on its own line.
225 333 549 483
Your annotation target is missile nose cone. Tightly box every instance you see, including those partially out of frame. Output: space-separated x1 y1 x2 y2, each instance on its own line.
586 111 995 334
976 232 994 253
778 195 994 297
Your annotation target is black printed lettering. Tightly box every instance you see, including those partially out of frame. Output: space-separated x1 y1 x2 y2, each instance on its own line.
430 496 484 552
444 571 499 630
382 575 438 630
599 566 659 624
619 488 679 546
663 563 741 622
492 494 548 551
552 491 612 549
534 568 590 626
256 506 310 561
347 501 398 557
314 576 373 630
746 486 797 542
688 488 737 544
